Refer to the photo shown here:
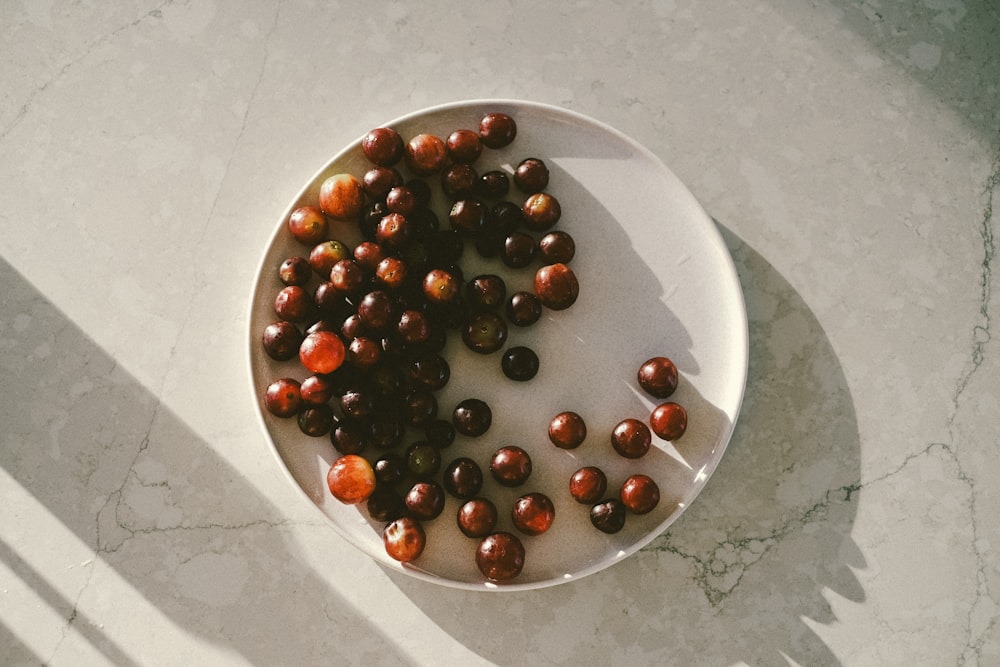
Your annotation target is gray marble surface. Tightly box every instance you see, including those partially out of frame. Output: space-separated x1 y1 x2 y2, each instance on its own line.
1 1 998 665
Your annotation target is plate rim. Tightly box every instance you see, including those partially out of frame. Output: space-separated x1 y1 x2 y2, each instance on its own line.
246 98 749 591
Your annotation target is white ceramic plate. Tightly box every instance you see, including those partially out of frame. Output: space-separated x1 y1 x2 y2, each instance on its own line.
248 99 748 591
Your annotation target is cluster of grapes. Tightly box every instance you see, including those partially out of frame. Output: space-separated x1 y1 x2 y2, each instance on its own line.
259 111 689 583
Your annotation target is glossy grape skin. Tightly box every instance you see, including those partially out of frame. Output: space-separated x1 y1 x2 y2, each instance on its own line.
501 232 537 269
405 480 446 520
478 170 510 199
319 173 364 221
383 516 426 563
513 158 549 194
441 163 478 199
329 258 367 296
422 268 461 304
650 402 688 440
298 404 333 437
548 411 587 449
405 133 447 175
490 446 532 487
457 498 498 538
534 263 579 311
465 274 507 311
279 256 313 286
402 388 438 428
300 374 336 405
373 452 405 485
361 127 405 166
309 240 352 278
326 454 376 504
386 185 418 215
262 321 303 361
375 256 408 290
476 532 525 581
405 441 441 478
347 336 381 368
611 418 652 459
375 212 410 249
264 378 302 418
462 312 508 354
362 166 403 199
590 499 627 534
274 285 313 322
620 474 660 515
505 291 542 327
442 457 484 500
449 198 487 236
511 492 555 536
538 231 576 264
479 113 517 149
446 129 482 163
638 356 679 399
406 353 450 391
453 398 492 437
367 487 406 522
569 467 607 504
330 418 369 455
287 205 328 245
522 192 561 230
501 346 539 381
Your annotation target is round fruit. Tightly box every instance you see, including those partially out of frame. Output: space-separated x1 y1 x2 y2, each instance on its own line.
534 263 579 311
319 173 364 221
361 127 405 166
422 268 461 304
279 256 313 286
287 205 328 245
462 312 508 354
405 441 441 478
383 516 426 563
262 321 303 361
620 474 660 515
501 346 539 381
453 398 492 436
538 231 576 264
590 499 627 534
299 330 346 375
309 240 352 278
512 492 555 536
298 404 333 436
513 158 549 193
326 454 376 504
479 113 517 149
446 129 482 163
405 133 447 175
650 402 688 440
522 192 561 230
264 378 302 418
548 411 587 449
476 532 525 581
443 457 484 499
506 291 542 326
367 487 405 522
637 356 679 398
611 418 652 459
490 446 532 487
457 498 498 538
569 466 607 504
404 480 446 520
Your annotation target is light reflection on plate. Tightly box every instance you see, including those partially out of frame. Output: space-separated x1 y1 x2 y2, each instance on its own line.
248 99 748 591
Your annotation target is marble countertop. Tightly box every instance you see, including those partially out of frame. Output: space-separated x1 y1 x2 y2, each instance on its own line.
2 1 998 665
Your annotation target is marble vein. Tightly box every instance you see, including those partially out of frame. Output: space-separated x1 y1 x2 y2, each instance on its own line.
955 142 1000 667
0 0 175 143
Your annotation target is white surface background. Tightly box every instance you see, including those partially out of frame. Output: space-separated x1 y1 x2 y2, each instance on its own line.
1 1 998 665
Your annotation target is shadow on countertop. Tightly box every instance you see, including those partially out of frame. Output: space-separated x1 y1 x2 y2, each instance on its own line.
388 225 863 667
0 255 414 666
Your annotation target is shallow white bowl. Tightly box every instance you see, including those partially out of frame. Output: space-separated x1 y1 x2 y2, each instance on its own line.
248 99 748 591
